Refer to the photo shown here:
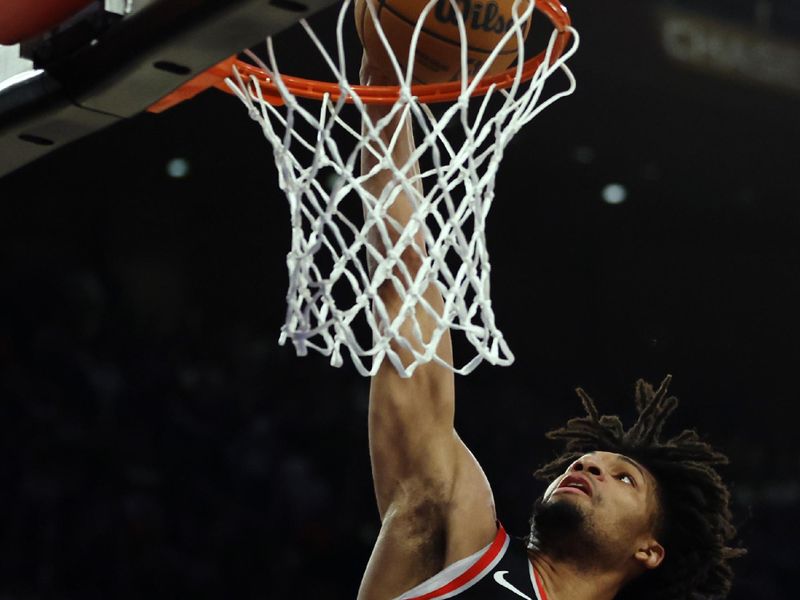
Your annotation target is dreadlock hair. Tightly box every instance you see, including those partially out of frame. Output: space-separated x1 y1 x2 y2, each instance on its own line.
533 375 745 600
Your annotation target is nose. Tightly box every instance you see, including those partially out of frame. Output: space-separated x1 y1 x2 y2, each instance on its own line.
572 457 604 479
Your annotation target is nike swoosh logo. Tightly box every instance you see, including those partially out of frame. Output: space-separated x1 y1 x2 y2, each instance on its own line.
493 570 533 600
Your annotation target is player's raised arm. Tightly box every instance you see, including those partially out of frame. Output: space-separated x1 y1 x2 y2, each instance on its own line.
357 57 497 600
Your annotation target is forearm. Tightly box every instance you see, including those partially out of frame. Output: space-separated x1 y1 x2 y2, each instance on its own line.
361 103 425 272
359 67 447 349
362 113 451 361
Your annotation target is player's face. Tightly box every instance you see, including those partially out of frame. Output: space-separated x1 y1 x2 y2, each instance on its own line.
537 451 662 566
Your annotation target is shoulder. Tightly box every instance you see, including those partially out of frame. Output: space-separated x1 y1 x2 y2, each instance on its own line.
441 434 498 562
395 523 510 600
396 525 543 600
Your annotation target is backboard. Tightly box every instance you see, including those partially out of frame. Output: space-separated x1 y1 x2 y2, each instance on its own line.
0 0 338 179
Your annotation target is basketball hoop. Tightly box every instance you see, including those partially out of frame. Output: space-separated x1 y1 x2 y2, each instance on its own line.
149 0 573 111
165 0 579 377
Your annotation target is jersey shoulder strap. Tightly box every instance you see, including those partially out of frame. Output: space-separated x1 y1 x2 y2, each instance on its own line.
397 523 548 600
396 523 510 599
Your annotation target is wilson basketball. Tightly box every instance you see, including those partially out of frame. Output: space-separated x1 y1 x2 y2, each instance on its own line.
355 0 532 84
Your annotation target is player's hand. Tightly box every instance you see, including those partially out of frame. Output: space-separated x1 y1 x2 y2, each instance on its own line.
359 51 396 86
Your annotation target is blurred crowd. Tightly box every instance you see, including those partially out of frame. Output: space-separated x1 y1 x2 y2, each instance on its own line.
0 261 378 598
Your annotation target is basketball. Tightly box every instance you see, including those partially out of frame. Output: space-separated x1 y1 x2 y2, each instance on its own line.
355 0 533 84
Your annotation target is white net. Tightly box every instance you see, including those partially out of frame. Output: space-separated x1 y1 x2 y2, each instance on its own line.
226 0 578 377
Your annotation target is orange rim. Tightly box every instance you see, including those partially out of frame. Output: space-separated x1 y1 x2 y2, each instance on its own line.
148 0 571 113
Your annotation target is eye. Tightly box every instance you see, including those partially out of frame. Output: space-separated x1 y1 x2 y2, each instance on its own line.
617 473 636 486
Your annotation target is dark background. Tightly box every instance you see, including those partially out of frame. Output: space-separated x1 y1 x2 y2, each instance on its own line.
1 0 798 598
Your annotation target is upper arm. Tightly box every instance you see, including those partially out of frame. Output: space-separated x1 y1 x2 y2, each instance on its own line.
368 356 497 559
368 355 457 519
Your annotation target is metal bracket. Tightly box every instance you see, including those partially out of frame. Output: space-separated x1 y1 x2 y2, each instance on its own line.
0 0 338 179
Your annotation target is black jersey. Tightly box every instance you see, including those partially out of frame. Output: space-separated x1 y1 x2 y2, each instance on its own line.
395 524 548 600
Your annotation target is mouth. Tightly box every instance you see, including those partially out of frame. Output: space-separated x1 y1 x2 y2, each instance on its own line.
555 474 593 498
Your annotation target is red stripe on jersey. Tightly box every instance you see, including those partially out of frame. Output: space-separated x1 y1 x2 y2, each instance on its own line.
533 567 549 600
406 524 508 600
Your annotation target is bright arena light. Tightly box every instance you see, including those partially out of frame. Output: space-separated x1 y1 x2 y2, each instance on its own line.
571 145 596 164
602 183 627 204
322 170 342 192
166 158 190 178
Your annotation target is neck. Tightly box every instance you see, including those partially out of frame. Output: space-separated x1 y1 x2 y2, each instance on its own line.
529 550 629 600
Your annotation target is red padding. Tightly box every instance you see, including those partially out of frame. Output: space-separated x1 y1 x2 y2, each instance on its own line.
0 0 95 45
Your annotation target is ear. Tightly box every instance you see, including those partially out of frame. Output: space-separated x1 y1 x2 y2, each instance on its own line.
634 540 665 570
